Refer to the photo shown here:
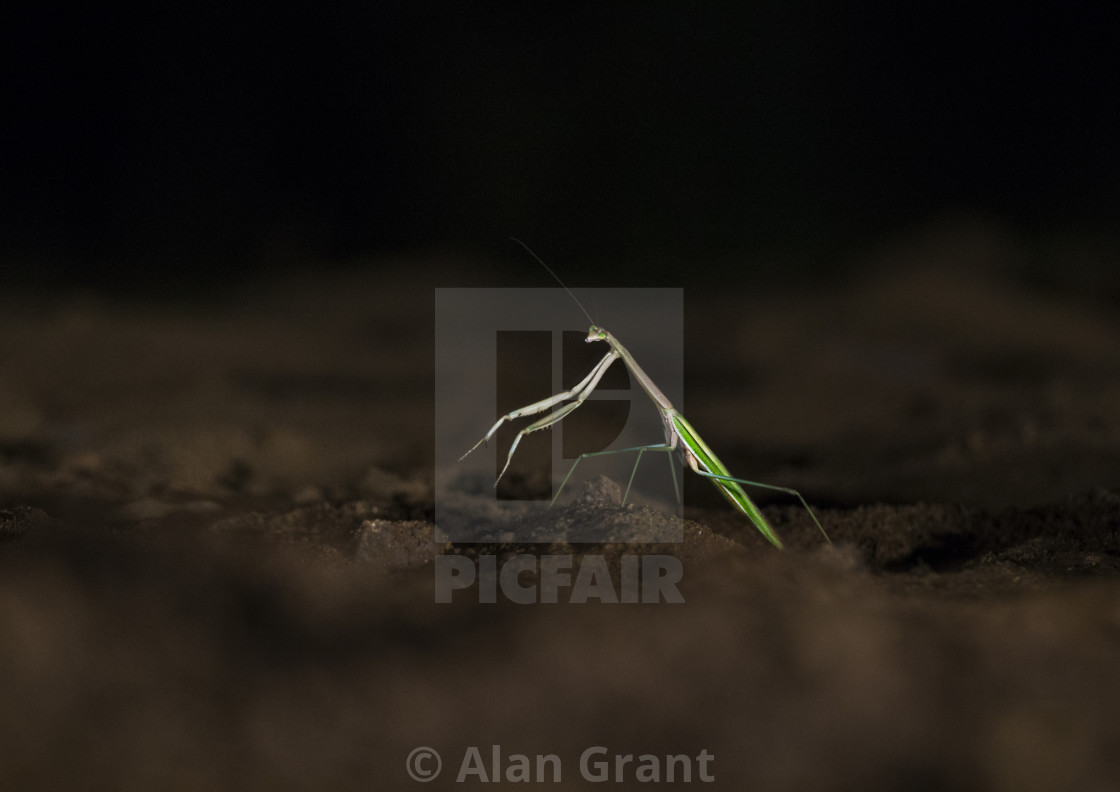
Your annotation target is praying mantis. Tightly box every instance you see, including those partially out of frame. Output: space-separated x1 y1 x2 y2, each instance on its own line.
460 242 831 550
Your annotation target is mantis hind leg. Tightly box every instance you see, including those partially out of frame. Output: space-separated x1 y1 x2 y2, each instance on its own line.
553 444 680 510
693 470 831 544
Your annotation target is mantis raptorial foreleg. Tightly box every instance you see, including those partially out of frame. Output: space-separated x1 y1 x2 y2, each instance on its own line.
460 349 621 486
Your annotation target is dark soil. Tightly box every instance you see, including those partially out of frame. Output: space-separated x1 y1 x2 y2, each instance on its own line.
3 226 1120 790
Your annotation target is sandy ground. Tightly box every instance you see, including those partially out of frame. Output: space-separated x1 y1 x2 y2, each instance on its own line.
3 224 1120 790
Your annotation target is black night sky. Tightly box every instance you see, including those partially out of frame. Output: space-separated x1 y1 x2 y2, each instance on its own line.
3 2 1117 290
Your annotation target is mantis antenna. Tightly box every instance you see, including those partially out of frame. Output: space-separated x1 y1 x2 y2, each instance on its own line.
509 238 596 327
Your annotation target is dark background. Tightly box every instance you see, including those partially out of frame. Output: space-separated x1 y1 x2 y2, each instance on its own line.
4 2 1117 293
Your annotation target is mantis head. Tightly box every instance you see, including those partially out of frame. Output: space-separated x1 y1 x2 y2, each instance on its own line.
586 326 609 343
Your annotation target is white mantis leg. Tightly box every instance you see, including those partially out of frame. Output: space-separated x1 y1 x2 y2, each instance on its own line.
460 349 621 486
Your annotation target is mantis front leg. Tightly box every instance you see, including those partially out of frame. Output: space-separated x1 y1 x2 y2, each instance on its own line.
460 349 621 486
